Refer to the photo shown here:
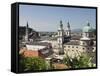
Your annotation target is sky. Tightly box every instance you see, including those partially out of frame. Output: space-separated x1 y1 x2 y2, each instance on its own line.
19 4 96 32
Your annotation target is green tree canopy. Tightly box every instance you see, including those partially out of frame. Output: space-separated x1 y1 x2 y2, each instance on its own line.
19 56 47 72
63 53 95 68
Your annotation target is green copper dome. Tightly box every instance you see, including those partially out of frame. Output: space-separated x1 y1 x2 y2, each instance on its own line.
83 23 94 32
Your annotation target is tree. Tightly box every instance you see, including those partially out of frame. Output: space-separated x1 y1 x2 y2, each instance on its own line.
19 56 48 72
63 53 95 69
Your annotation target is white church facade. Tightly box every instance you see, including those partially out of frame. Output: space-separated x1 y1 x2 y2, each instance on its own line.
56 20 96 62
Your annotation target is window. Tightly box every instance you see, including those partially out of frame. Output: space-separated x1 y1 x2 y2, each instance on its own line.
72 50 74 51
83 48 84 50
72 46 74 48
92 48 94 50
90 40 94 46
76 46 78 48
68 46 70 48
83 42 85 45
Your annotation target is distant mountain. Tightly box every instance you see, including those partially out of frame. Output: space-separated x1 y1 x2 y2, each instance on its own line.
19 26 33 36
71 29 82 33
19 26 39 40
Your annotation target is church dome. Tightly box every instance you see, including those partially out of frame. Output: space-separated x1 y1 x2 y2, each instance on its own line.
83 23 94 32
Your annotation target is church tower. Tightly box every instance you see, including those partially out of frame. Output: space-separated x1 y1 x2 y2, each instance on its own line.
25 22 29 43
57 20 64 55
80 22 95 63
80 22 94 48
66 22 71 37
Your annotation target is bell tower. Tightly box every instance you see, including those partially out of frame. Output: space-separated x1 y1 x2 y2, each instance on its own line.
66 22 71 37
57 20 64 55
25 22 29 43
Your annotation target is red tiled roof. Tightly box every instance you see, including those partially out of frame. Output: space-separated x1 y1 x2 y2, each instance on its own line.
19 48 45 58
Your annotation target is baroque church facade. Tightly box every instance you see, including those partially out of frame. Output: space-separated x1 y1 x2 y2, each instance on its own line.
57 20 96 62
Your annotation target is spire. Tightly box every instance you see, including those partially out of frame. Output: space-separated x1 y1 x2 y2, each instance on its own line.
26 22 29 35
26 22 29 28
66 21 71 37
67 22 70 28
25 22 29 43
87 22 90 26
60 20 62 25
86 20 90 26
60 20 63 29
